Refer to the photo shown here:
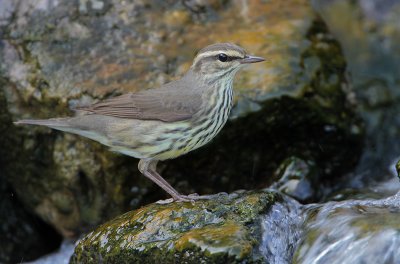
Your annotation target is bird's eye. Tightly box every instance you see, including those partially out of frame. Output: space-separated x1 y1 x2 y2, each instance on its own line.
218 53 228 62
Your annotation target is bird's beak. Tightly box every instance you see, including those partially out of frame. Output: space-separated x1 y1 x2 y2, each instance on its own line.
240 55 265 64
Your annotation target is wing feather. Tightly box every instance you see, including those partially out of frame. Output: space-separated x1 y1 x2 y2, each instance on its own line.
77 76 203 122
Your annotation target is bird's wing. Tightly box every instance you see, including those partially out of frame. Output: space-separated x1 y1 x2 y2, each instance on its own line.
77 83 203 122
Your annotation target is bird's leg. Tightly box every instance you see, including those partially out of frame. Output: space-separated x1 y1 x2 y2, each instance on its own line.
146 167 213 201
138 159 191 202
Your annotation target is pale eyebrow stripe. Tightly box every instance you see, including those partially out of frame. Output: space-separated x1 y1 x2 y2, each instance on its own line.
192 50 244 65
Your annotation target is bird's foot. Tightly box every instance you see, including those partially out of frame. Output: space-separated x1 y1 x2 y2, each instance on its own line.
156 192 229 204
179 193 215 201
155 193 215 204
155 198 175 204
155 194 197 204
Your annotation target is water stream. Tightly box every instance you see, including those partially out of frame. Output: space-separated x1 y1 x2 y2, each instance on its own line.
296 189 400 263
25 241 75 264
28 173 400 264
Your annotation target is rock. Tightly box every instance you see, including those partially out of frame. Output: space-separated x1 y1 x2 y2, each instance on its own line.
397 160 400 178
311 0 400 182
70 190 279 263
0 0 363 237
0 79 62 262
294 192 400 263
271 157 317 203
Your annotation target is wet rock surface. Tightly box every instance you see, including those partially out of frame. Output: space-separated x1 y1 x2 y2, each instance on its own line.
70 190 281 264
0 0 362 238
271 157 318 203
312 0 400 181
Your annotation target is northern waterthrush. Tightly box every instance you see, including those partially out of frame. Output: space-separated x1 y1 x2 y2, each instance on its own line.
15 43 265 202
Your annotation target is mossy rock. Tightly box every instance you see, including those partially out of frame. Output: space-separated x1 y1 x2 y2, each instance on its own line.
70 190 278 264
1 0 363 236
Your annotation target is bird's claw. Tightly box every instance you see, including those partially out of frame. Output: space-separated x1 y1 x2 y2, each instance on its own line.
177 193 214 201
156 193 217 204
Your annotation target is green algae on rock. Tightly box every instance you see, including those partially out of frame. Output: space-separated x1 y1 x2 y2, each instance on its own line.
70 191 278 264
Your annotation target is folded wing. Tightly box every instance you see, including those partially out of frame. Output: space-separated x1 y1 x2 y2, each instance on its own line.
77 82 202 122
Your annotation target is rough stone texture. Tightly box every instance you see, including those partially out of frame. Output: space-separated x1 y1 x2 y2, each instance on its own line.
70 190 278 264
0 79 62 262
312 0 400 181
0 0 362 238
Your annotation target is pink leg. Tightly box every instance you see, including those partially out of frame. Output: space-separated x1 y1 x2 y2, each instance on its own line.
138 159 214 202
138 159 190 201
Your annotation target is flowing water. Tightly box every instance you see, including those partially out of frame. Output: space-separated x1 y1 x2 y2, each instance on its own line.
25 241 75 264
258 176 400 264
29 173 400 264
259 195 303 263
295 188 400 264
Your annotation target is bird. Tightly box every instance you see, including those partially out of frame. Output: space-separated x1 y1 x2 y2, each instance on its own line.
15 43 265 202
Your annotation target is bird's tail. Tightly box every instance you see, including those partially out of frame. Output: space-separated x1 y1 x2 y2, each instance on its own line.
14 116 109 145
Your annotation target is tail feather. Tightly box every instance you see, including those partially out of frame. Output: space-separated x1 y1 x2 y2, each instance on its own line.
14 116 112 146
14 118 70 128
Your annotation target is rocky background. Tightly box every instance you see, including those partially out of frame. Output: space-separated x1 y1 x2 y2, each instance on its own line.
0 0 399 263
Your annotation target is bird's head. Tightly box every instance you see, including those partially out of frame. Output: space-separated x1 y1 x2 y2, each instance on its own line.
191 43 265 83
